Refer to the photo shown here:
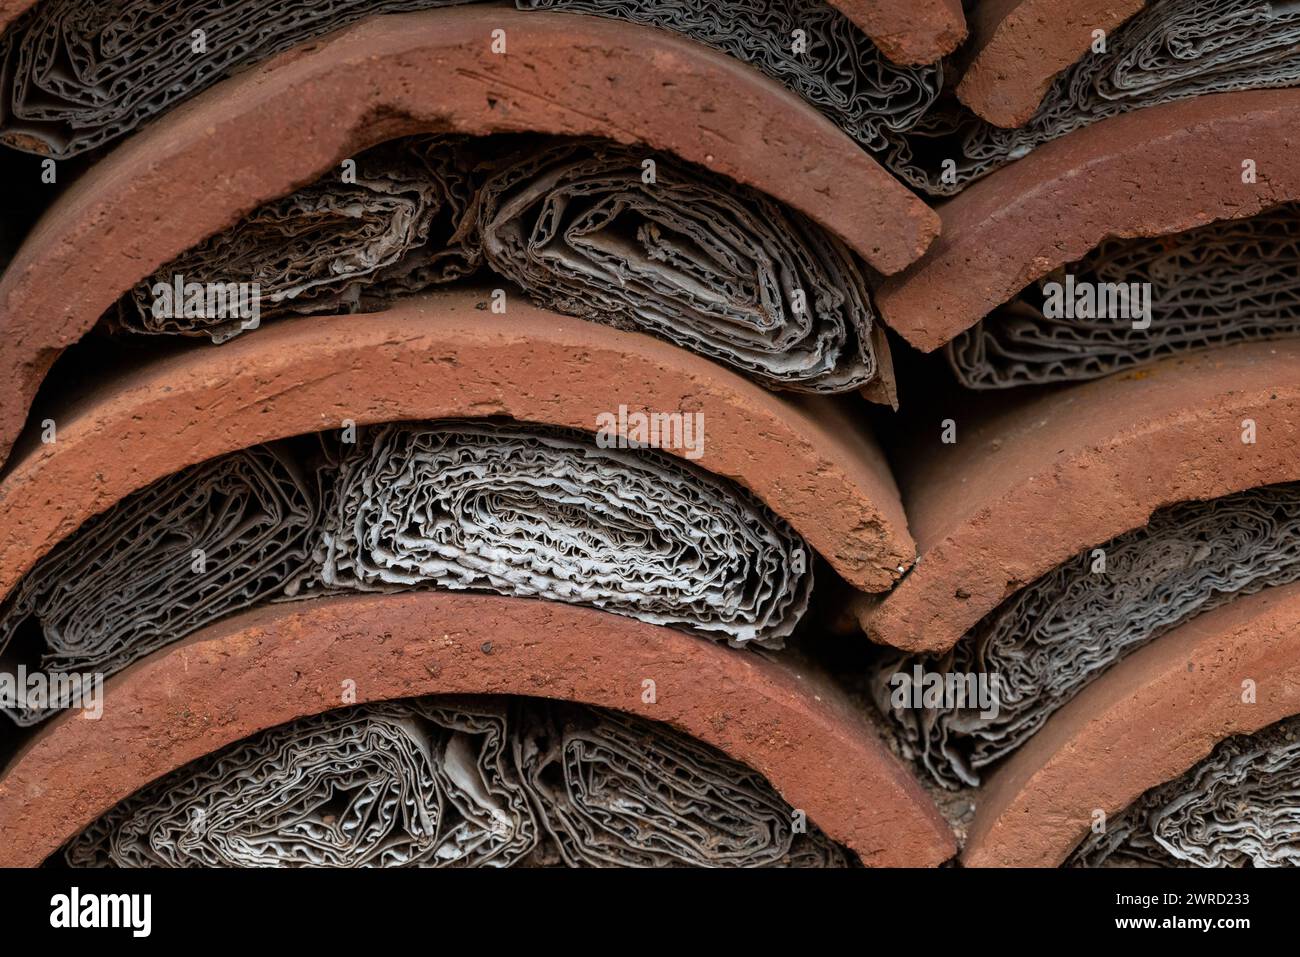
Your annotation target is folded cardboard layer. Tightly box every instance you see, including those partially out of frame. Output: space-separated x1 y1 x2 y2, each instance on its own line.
1069 712 1300 868
115 135 885 394
66 694 850 867
0 420 811 723
949 203 1300 388
873 481 1300 788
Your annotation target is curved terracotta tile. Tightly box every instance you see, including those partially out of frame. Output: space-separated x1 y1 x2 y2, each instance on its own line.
876 89 1300 351
0 0 967 71
0 0 972 66
964 581 1300 867
0 0 25 26
0 590 957 867
828 0 966 65
956 0 1146 127
860 340 1300 652
0 290 915 602
0 6 939 471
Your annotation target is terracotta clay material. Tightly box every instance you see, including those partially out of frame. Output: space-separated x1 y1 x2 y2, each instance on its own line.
0 0 25 28
0 289 915 602
0 590 957 867
859 340 1300 653
827 0 966 65
0 7 939 474
875 89 1300 352
0 0 967 73
963 581 1300 867
955 0 1146 127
